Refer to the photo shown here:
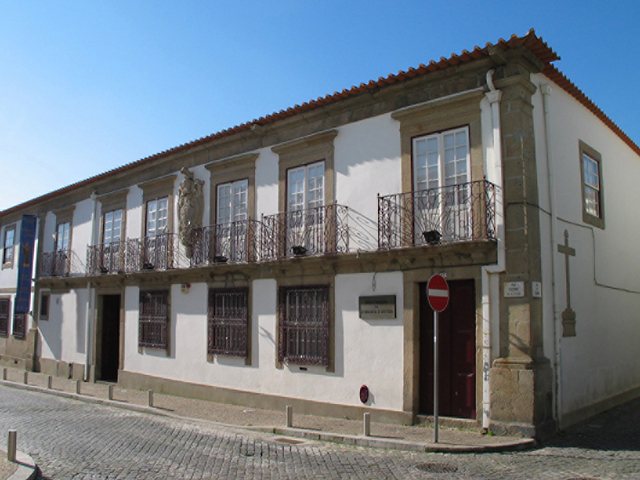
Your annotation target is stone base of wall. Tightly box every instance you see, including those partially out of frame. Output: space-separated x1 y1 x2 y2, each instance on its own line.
38 358 85 380
561 384 640 430
118 370 412 426
0 328 37 371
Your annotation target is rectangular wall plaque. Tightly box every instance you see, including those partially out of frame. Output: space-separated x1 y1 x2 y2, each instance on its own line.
359 295 396 320
504 281 525 298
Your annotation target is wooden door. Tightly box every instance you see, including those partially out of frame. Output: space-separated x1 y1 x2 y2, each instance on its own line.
419 279 476 419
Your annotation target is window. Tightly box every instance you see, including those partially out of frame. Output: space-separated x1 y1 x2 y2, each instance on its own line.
278 286 330 366
287 162 325 212
0 298 9 336
208 288 249 357
12 311 26 339
218 180 248 224
412 127 472 243
103 209 123 244
39 292 50 320
56 222 71 251
580 141 604 229
2 225 15 268
139 290 169 349
146 198 169 237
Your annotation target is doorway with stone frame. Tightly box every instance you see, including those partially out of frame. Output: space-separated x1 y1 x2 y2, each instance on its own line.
96 294 121 382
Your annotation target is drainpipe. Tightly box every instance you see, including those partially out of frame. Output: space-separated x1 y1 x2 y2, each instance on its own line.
481 70 506 430
84 191 99 381
540 84 562 426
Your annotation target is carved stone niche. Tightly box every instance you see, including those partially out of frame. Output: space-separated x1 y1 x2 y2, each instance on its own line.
177 167 204 258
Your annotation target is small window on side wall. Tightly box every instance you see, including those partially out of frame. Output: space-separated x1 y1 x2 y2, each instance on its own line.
579 141 604 229
40 292 50 321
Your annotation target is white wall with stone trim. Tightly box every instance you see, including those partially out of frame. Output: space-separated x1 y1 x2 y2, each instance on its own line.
121 272 405 411
531 72 640 421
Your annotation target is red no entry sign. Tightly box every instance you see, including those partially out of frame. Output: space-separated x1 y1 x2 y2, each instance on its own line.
427 274 449 312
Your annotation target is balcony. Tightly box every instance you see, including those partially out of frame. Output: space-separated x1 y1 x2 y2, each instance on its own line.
125 233 179 273
378 180 497 250
86 241 124 275
260 204 349 261
190 220 260 267
40 250 71 277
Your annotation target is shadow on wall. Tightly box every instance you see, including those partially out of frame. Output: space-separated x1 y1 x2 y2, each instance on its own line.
347 208 378 252
39 295 62 360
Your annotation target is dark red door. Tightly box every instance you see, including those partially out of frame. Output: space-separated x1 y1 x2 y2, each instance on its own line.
419 279 476 419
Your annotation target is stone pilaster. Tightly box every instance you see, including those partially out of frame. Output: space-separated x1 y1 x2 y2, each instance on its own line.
488 50 555 438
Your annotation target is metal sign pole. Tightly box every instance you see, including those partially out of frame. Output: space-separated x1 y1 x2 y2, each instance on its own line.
434 309 439 443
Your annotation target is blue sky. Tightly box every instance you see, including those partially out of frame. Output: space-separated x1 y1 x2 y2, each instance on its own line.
1 1 637 211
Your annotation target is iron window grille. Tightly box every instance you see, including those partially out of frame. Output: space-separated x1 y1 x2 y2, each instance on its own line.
208 288 249 357
278 286 330 366
12 311 26 339
139 290 169 349
0 298 9 337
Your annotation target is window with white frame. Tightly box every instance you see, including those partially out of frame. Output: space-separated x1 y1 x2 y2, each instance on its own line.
56 222 70 251
412 127 471 243
2 225 16 267
579 141 604 229
103 209 123 244
146 197 169 237
287 161 325 212
217 180 248 224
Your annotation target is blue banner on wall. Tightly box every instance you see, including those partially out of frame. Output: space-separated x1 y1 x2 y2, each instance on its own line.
15 215 37 313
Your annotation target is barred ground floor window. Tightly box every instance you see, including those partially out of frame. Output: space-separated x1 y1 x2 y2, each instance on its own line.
278 285 330 366
139 290 169 349
12 311 26 339
208 288 248 357
0 298 9 336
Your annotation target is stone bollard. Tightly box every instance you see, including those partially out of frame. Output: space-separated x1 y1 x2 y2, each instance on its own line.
7 430 17 463
363 412 371 437
23 371 28 385
148 389 154 407
108 384 114 400
47 375 53 389
285 405 293 428
2 368 6 381
75 379 81 395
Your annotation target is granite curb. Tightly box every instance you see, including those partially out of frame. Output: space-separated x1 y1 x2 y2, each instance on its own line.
0 377 535 457
0 450 38 480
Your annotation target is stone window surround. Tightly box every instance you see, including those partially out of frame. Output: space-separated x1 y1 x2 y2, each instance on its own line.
138 288 171 356
391 89 485 194
97 190 128 245
207 286 252 366
0 296 10 337
205 153 258 226
39 290 51 321
138 175 177 238
579 140 605 230
2 223 16 269
52 205 76 252
272 130 338 213
275 275 335 373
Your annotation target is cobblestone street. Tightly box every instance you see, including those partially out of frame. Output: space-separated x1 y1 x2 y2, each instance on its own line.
1 386 639 479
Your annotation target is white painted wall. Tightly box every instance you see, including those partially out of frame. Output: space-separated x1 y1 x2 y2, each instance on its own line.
334 113 401 252
69 198 94 276
532 72 640 420
255 148 279 217
122 272 405 411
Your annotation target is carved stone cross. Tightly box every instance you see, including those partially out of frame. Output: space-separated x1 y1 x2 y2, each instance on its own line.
558 229 576 337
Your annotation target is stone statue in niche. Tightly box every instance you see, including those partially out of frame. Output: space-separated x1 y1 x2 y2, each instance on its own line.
178 167 204 258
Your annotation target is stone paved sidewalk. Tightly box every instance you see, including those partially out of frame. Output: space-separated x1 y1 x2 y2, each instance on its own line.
0 367 532 456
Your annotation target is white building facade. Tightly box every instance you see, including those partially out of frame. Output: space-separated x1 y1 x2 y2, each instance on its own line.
1 31 639 437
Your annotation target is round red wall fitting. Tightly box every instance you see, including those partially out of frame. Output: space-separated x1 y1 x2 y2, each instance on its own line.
359 385 369 403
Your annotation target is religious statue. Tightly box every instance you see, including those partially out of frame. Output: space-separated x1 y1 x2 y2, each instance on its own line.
178 167 204 258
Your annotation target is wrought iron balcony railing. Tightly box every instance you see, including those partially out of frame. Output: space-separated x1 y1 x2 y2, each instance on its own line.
40 250 71 277
261 204 349 261
125 233 178 273
378 180 497 250
190 220 260 267
86 241 125 275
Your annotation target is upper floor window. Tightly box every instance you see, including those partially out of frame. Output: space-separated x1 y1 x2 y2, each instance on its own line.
146 197 169 237
217 180 248 224
56 222 71 251
2 225 16 267
413 127 469 191
103 209 122 244
288 161 325 212
579 141 604 229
